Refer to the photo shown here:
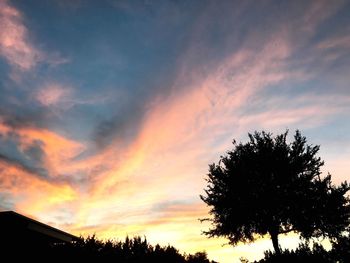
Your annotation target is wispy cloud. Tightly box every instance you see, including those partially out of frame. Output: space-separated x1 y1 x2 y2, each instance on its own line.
317 35 350 50
35 83 73 107
0 0 41 70
0 0 68 72
33 82 110 119
301 0 345 33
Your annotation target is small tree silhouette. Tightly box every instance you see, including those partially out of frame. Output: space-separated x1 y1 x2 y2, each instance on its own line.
201 130 350 254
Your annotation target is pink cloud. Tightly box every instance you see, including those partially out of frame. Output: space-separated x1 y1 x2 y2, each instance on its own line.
0 0 68 71
302 0 345 33
0 0 41 70
34 82 110 113
35 83 73 107
317 35 350 50
237 105 340 130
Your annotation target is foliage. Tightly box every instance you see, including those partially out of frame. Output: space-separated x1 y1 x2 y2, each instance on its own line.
256 243 332 263
50 235 218 263
251 233 350 262
186 251 213 263
1 234 217 262
329 231 350 262
201 130 350 254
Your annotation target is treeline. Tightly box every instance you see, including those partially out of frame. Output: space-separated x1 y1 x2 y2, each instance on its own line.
2 233 350 262
51 234 350 262
49 235 217 263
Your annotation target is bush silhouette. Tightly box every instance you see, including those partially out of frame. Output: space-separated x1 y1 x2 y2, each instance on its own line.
47 235 217 263
245 233 350 262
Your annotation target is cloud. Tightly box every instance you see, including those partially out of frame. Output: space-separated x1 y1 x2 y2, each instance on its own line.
92 108 143 149
33 82 110 122
84 0 345 152
0 142 47 179
35 83 72 107
0 0 41 70
317 35 350 50
0 117 85 181
301 0 345 33
0 117 86 221
0 0 68 72
0 157 77 214
134 35 293 154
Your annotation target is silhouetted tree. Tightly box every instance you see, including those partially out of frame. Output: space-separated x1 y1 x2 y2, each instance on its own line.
201 130 350 254
186 251 213 263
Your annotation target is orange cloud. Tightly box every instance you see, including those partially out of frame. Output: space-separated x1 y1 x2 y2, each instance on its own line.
0 118 85 178
0 119 85 225
131 35 293 162
0 157 77 214
18 128 84 177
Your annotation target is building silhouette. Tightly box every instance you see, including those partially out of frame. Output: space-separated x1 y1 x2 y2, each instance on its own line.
0 210 78 256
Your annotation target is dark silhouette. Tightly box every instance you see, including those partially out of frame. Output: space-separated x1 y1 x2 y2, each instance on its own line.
0 210 80 259
201 130 350 255
49 235 217 263
0 211 79 245
0 211 217 262
240 233 350 262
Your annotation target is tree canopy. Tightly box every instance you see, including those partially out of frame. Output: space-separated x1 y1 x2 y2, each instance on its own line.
201 130 350 254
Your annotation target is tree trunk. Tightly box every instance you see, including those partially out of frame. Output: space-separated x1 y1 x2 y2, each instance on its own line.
270 231 281 255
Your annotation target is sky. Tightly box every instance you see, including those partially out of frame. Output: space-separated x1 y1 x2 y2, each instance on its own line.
0 0 350 262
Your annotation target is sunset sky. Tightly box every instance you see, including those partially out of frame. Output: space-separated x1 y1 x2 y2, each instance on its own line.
0 0 350 262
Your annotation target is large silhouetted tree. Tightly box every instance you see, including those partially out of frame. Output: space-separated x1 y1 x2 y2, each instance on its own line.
201 130 350 255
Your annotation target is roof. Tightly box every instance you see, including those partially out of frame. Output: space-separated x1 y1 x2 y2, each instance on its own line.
0 211 79 244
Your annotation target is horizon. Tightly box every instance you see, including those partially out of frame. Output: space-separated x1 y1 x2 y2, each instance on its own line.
0 0 349 262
